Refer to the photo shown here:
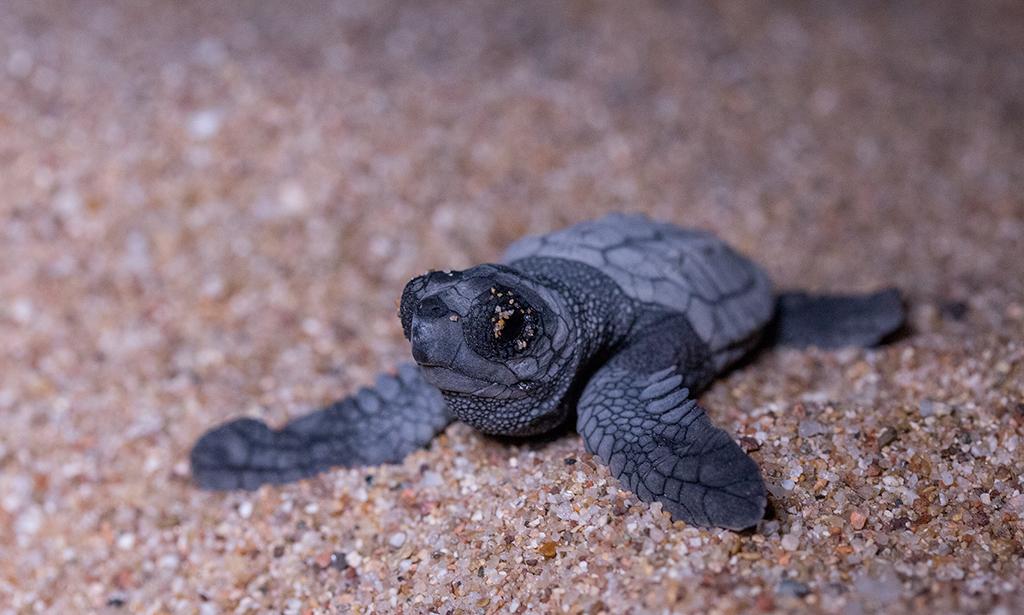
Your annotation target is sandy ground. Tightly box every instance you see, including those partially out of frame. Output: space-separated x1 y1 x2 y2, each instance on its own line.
2 1 1023 613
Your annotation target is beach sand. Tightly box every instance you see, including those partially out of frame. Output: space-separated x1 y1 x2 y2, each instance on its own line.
2 1 1023 612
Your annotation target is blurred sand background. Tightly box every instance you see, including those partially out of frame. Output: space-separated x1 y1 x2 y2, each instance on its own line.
1 1 1023 613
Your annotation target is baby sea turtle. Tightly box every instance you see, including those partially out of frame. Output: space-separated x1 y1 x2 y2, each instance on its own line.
191 213 903 529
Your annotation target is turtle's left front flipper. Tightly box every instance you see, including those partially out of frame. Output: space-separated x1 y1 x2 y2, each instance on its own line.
576 315 766 530
190 363 451 490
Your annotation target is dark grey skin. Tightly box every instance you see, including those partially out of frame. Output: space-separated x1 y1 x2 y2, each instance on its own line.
191 214 904 530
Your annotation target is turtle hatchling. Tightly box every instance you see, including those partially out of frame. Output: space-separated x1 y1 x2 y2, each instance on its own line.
191 213 904 529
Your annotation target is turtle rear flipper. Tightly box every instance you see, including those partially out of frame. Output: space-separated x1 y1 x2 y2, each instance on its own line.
190 363 451 490
770 288 905 349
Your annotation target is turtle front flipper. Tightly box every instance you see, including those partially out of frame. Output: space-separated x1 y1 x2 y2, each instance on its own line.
575 314 766 530
190 363 451 490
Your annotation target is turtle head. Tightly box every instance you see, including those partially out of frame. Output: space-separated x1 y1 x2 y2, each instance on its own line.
399 264 576 435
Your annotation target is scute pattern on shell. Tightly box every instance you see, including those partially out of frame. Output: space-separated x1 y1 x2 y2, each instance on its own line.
503 213 775 366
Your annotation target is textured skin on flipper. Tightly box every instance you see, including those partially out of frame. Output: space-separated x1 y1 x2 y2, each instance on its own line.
772 288 905 349
190 363 450 490
503 213 775 368
575 312 765 530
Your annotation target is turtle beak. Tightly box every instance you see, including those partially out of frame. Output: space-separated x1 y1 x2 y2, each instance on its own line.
408 292 525 396
409 295 462 368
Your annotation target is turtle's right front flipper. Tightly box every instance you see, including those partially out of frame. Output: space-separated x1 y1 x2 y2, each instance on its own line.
190 363 451 490
575 314 767 530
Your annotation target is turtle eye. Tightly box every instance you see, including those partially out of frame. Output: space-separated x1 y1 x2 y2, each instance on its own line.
492 302 526 343
465 285 541 359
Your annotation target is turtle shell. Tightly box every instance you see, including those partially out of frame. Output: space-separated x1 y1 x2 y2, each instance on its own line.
503 213 775 364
